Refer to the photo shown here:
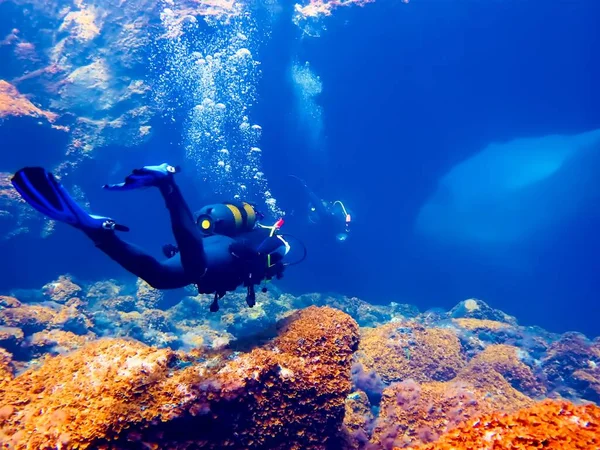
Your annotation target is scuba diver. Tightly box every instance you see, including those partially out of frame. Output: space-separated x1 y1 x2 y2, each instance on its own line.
289 175 352 242
11 163 302 312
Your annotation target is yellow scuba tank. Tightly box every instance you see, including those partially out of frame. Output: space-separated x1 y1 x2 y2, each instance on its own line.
195 201 258 237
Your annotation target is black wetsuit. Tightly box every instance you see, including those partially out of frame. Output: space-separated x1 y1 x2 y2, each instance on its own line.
86 178 286 307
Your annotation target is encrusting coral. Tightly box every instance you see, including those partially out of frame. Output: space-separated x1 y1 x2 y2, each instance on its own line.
0 306 359 449
369 367 534 449
408 399 600 450
467 344 546 398
356 321 467 384
1 275 599 449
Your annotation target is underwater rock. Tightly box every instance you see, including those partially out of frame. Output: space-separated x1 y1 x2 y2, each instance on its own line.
410 399 600 450
0 347 14 388
448 298 517 324
351 361 385 405
0 172 43 240
415 128 600 248
0 327 24 354
370 372 532 449
0 306 359 449
27 329 96 357
342 390 375 449
467 344 546 398
356 321 467 384
85 279 124 303
291 292 415 327
0 294 93 364
0 302 59 335
541 332 600 403
0 80 58 123
42 275 82 304
135 278 164 309
294 0 383 20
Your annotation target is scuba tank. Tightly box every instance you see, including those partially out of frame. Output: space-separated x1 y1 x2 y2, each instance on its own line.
195 201 261 237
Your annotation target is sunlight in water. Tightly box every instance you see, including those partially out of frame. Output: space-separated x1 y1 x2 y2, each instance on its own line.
290 60 324 154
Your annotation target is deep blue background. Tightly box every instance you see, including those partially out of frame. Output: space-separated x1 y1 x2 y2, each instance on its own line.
1 0 599 337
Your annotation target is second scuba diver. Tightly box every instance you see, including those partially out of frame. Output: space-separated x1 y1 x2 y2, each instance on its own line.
11 164 299 312
289 175 353 242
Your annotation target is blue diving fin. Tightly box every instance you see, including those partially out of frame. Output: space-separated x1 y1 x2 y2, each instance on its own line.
103 163 180 191
11 167 129 232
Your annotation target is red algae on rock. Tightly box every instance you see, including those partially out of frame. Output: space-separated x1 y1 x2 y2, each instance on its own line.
0 306 359 449
408 399 600 450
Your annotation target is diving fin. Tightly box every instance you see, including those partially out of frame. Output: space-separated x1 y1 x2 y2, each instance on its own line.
11 167 129 233
103 163 180 191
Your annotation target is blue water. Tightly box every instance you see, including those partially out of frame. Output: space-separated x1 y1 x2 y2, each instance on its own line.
1 0 600 337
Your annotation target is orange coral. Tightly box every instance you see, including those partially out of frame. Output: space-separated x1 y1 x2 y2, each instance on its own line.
0 297 93 350
0 303 57 333
0 348 14 388
0 80 57 122
455 362 534 411
28 329 95 356
0 296 21 308
0 306 359 449
0 326 24 350
274 306 359 365
408 400 600 450
357 321 466 384
370 367 533 450
468 344 546 397
42 275 82 303
0 338 180 449
343 390 374 448
452 318 510 331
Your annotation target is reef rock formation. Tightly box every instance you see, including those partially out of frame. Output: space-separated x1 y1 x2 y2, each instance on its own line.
356 321 467 384
410 400 600 450
0 306 359 449
0 0 247 241
0 80 58 123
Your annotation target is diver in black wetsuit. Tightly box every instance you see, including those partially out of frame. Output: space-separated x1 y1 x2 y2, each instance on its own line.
11 164 294 312
289 175 353 242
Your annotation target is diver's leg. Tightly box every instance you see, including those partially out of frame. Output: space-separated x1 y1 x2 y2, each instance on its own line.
89 231 190 289
103 163 208 279
157 179 208 278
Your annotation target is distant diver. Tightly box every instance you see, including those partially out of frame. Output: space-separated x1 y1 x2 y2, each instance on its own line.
11 164 305 312
289 175 352 242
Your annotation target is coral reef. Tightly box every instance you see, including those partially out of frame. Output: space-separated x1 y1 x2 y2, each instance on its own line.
0 294 94 364
42 275 82 303
448 298 517 324
0 306 359 449
369 365 534 449
343 390 375 449
0 276 599 449
542 332 600 403
467 344 546 398
356 321 467 384
0 347 14 388
410 400 600 450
